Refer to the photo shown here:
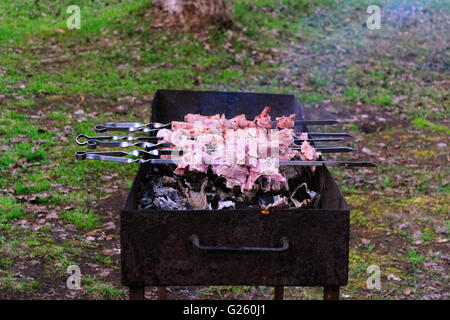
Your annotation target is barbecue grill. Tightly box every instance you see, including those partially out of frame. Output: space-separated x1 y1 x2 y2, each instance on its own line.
75 89 375 300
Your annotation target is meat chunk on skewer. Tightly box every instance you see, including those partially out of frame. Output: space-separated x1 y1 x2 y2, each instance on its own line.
211 163 250 190
254 106 272 129
272 129 300 160
175 141 210 175
226 114 256 129
276 114 296 129
164 106 319 191
156 128 172 144
184 113 221 123
172 121 194 131
300 140 318 161
297 132 308 140
245 159 286 191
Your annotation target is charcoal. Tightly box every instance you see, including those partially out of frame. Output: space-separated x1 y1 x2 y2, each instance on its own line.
153 197 177 210
207 194 220 210
136 162 320 211
280 165 305 180
242 188 259 204
154 187 171 197
217 200 235 210
234 200 252 210
290 183 316 208
161 176 177 187
256 177 271 193
260 195 289 209
259 195 276 207
305 189 321 208
178 179 208 210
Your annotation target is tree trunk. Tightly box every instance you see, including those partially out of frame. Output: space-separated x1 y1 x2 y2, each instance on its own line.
153 0 232 31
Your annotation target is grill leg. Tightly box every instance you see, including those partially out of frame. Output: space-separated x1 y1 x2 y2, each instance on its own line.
129 286 145 300
323 286 340 300
158 286 167 300
274 286 284 300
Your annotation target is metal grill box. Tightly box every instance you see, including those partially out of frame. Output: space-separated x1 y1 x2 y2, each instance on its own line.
120 90 349 298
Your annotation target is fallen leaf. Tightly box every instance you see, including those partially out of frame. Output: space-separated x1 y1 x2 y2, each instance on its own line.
46 211 58 219
387 274 401 281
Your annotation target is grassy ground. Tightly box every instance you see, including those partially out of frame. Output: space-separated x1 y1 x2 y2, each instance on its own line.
0 0 448 300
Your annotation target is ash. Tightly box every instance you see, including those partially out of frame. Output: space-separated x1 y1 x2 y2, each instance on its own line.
137 165 320 211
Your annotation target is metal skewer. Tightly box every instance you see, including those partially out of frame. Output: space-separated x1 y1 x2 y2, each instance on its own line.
76 134 163 145
293 137 344 143
94 119 340 133
300 132 353 137
291 146 355 153
76 134 343 145
314 146 355 153
83 140 171 150
75 151 375 168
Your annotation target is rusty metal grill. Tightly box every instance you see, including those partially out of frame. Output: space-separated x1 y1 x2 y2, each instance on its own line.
113 90 369 300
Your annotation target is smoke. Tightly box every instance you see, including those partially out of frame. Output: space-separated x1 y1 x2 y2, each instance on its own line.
276 0 448 113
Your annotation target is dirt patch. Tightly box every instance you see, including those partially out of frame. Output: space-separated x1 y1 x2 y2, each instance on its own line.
303 101 410 133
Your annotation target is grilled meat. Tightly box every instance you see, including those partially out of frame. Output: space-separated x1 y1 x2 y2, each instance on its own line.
160 107 319 190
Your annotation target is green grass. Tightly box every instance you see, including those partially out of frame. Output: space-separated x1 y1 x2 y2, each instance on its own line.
412 117 450 134
420 228 435 245
15 99 36 108
0 274 41 293
0 0 340 98
14 179 51 195
19 280 41 293
373 93 393 106
29 241 82 272
82 276 125 299
344 87 367 103
406 248 425 266
0 111 56 171
0 195 25 224
297 92 326 104
350 209 370 227
62 209 100 231
199 285 254 299
0 0 278 98
94 253 112 265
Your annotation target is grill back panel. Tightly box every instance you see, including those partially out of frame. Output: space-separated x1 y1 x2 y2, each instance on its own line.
151 89 306 130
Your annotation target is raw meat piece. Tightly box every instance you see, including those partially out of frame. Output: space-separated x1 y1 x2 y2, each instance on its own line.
254 106 272 129
276 114 296 129
211 162 249 190
298 140 321 173
297 132 308 140
184 113 221 123
270 129 300 161
226 114 256 129
172 121 194 131
300 141 316 161
163 106 318 190
196 133 224 148
156 128 172 144
245 158 286 191
175 141 209 175
200 119 223 133
170 129 190 146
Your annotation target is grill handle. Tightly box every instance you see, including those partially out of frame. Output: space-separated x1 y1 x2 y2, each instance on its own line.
189 234 289 253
